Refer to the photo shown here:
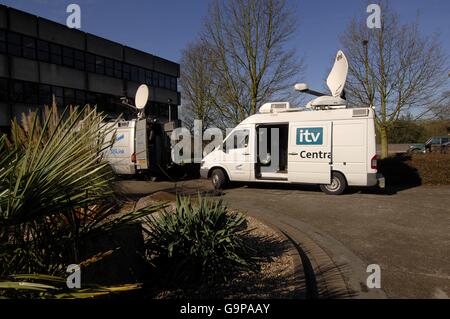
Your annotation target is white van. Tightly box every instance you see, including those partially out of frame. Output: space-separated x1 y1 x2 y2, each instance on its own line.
103 118 149 175
200 51 384 195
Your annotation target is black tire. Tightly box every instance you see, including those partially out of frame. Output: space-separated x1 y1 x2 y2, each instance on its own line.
211 168 227 190
320 171 347 195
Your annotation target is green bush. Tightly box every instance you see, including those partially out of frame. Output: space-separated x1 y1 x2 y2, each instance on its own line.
0 104 163 298
144 195 253 285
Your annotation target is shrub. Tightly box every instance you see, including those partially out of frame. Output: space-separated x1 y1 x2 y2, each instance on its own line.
143 195 254 285
0 104 164 298
378 153 450 185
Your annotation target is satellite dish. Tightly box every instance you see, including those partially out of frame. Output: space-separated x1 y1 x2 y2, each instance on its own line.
326 50 348 97
135 84 149 110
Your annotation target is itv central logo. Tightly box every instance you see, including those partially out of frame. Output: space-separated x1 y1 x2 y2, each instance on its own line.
296 127 323 145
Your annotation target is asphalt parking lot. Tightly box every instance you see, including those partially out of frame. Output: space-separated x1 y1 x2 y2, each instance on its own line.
115 179 450 299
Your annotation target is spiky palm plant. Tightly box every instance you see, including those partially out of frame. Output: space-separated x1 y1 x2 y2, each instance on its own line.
143 195 254 285
0 104 165 298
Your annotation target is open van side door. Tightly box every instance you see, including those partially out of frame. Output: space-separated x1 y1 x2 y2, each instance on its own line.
288 121 332 184
135 119 149 170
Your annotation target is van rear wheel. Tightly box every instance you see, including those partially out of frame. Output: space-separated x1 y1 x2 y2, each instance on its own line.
211 169 227 190
320 172 347 195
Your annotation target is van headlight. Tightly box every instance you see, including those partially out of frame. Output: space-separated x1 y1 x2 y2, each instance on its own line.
201 160 205 167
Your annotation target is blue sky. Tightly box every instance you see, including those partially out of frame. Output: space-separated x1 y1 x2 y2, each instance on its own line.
1 0 449 90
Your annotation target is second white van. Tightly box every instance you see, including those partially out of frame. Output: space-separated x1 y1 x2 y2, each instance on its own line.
200 50 385 195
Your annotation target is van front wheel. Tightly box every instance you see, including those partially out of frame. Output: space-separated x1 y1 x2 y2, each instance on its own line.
211 169 227 190
320 172 347 195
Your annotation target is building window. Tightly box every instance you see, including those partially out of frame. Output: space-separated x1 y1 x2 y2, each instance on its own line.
22 36 36 59
86 92 96 106
63 88 75 106
75 90 86 106
23 82 38 105
123 64 130 80
130 65 138 82
145 70 152 86
7 32 22 56
165 76 171 90
85 53 95 73
105 58 114 77
62 47 74 67
0 30 6 54
139 68 146 83
37 40 49 62
39 84 52 106
52 86 63 107
170 77 177 91
112 61 122 78
50 43 62 65
114 61 122 78
95 55 105 74
152 72 159 87
159 73 165 88
0 78 8 102
11 81 24 102
74 50 85 70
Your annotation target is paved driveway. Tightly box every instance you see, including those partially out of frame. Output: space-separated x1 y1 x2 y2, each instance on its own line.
221 184 450 299
115 179 450 298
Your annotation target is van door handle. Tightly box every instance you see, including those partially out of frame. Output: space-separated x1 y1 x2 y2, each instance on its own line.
288 152 298 155
242 152 250 155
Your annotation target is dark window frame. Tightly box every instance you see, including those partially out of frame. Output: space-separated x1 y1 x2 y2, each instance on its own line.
62 47 74 67
85 53 95 73
114 61 122 78
105 58 114 77
22 35 36 59
37 39 50 62
7 32 22 56
74 49 85 70
95 55 105 74
50 43 62 65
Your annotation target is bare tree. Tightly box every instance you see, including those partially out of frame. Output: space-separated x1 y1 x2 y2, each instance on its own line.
340 5 448 158
201 0 303 126
180 42 219 131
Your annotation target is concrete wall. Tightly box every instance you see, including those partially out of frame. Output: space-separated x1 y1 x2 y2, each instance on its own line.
9 8 38 37
87 34 122 60
124 47 153 70
40 62 86 90
10 57 39 82
88 73 123 96
38 18 85 50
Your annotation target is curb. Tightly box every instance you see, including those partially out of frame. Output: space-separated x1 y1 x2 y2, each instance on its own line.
247 213 350 299
246 212 387 299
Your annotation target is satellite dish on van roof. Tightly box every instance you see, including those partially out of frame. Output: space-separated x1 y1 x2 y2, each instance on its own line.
135 84 149 110
326 50 348 97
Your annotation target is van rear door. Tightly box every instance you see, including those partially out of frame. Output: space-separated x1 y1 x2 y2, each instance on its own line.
107 121 136 175
135 119 149 170
288 121 332 184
